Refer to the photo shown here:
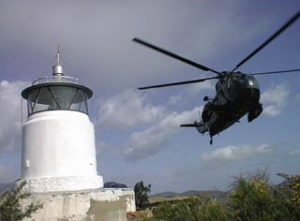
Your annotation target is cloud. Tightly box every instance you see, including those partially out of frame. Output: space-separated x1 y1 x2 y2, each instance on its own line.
98 90 165 128
295 94 300 102
289 149 300 156
167 80 215 105
167 94 183 105
187 80 215 96
0 0 283 94
0 81 28 152
124 106 201 160
261 83 289 116
201 144 273 162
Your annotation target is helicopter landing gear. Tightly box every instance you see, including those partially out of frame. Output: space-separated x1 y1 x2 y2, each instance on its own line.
195 121 213 144
210 136 213 145
206 124 213 145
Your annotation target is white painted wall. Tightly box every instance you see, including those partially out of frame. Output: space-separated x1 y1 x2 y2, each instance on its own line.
21 110 103 192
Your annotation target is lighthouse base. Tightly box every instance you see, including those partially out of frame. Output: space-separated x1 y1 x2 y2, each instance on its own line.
21 188 136 221
18 175 103 193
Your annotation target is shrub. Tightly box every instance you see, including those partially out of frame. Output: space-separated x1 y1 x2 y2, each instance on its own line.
151 195 233 221
0 181 43 221
229 171 300 221
134 181 151 210
146 171 300 221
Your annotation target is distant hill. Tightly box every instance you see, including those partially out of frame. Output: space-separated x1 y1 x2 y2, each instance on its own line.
151 191 179 198
180 190 203 196
195 190 228 201
150 190 228 201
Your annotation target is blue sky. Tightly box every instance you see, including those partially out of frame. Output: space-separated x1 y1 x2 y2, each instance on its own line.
0 0 299 193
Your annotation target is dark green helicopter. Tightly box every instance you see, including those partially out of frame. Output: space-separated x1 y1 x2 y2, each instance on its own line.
133 11 300 144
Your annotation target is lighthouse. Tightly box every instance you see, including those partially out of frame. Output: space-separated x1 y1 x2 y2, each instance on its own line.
19 50 103 193
18 51 135 220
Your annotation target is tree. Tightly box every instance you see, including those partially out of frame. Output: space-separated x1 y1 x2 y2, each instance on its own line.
134 181 151 210
0 181 43 221
276 173 300 220
229 171 276 221
229 171 300 221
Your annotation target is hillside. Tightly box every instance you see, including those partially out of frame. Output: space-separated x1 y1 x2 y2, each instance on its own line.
150 190 228 203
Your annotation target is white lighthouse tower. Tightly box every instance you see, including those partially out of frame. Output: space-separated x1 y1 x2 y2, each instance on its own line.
18 51 135 220
20 51 103 193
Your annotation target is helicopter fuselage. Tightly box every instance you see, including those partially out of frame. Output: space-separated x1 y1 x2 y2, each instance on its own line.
197 72 263 137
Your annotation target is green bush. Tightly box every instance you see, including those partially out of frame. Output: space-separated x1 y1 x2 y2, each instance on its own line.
149 195 233 221
276 173 300 220
0 181 43 221
229 171 274 220
229 171 300 221
146 171 300 221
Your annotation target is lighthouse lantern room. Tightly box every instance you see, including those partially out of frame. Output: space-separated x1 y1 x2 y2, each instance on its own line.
20 51 103 193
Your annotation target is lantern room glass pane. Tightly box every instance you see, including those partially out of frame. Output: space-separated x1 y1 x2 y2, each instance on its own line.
36 87 58 111
48 86 77 109
26 86 89 115
27 88 39 113
69 89 88 113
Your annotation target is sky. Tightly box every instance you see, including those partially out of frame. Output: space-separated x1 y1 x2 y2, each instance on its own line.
0 0 299 194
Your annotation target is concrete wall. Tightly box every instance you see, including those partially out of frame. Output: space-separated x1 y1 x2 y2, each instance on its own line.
22 189 136 221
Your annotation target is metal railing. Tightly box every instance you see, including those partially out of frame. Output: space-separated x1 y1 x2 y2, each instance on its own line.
32 75 82 85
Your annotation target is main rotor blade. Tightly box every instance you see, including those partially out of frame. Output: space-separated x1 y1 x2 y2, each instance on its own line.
232 11 300 72
133 38 223 76
138 76 219 90
250 68 300 76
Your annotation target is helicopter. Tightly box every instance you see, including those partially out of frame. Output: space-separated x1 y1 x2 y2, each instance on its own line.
133 11 300 144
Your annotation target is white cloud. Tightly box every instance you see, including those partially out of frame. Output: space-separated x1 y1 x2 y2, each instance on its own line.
187 80 215 96
289 149 300 156
0 81 28 152
98 90 165 128
167 80 215 105
261 83 289 116
201 144 273 162
295 94 300 102
124 106 201 160
167 94 183 105
0 0 283 94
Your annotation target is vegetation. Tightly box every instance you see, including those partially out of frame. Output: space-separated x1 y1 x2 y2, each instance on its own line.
144 171 300 221
134 181 151 210
149 195 233 221
0 181 43 221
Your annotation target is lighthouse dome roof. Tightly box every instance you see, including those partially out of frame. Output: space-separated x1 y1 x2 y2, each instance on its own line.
21 75 93 100
21 49 93 115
